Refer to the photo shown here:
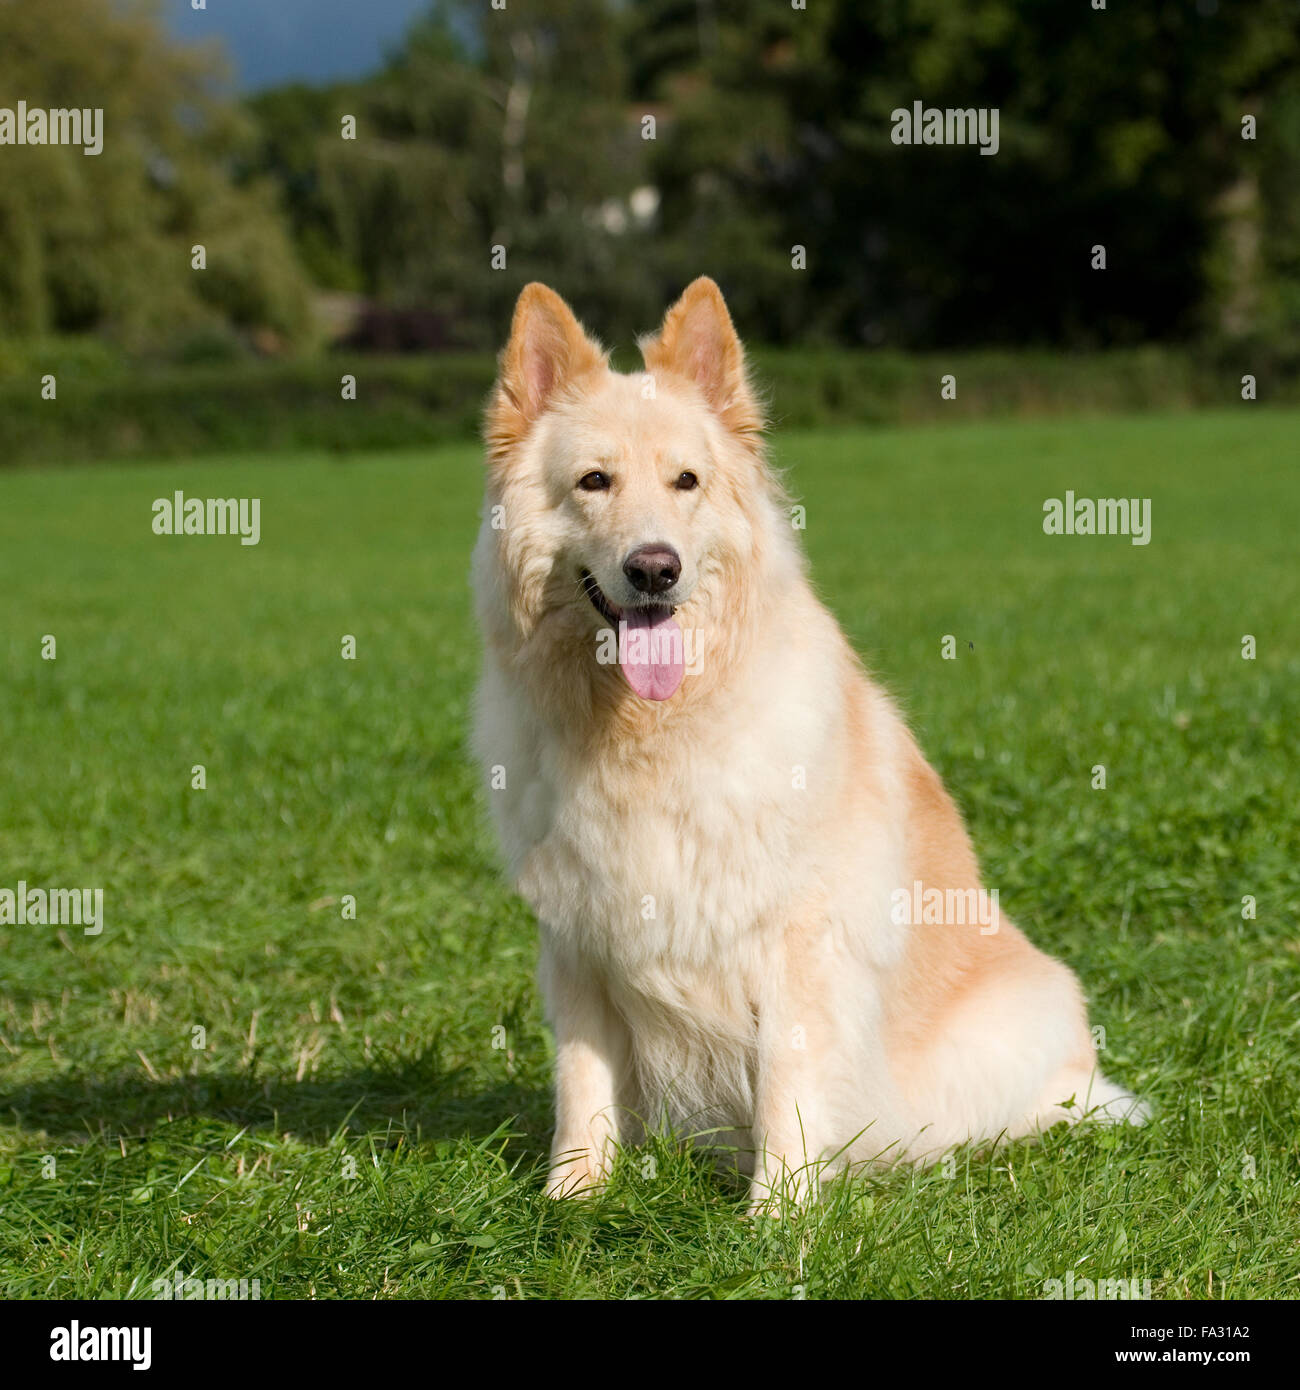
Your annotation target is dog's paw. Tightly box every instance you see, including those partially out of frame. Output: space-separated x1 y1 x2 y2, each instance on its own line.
745 1192 789 1221
746 1164 818 1218
1082 1076 1152 1128
544 1150 608 1199
1094 1091 1151 1127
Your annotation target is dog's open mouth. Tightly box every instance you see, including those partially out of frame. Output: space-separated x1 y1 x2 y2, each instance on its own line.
580 569 676 624
579 569 685 702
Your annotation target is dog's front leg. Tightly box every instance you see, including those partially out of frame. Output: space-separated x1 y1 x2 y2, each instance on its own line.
538 935 629 1198
746 922 835 1215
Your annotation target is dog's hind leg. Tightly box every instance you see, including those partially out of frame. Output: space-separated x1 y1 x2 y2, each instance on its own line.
1023 1060 1151 1132
894 929 1147 1157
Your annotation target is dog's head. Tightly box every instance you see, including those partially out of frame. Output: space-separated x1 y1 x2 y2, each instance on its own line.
476 278 790 710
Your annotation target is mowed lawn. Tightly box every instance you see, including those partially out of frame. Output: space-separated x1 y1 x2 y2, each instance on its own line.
0 408 1297 1300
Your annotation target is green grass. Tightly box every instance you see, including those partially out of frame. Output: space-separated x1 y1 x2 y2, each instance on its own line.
1 409 1297 1299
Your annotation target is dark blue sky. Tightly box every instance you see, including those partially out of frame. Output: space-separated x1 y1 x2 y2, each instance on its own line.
165 0 433 91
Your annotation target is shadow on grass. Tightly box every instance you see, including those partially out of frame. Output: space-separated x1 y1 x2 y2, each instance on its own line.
0 1057 550 1159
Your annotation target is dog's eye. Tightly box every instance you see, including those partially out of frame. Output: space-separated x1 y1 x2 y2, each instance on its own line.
577 471 611 492
675 471 699 491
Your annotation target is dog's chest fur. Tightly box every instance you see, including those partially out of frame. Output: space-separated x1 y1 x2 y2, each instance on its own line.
474 607 909 1134
478 653 834 1114
515 706 815 972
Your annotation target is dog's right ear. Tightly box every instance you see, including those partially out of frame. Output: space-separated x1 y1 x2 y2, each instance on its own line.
486 284 605 466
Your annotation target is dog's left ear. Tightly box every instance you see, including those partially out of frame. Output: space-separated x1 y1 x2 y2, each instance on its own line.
640 277 763 439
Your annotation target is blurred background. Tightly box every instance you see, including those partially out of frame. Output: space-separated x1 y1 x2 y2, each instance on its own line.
2 0 1298 463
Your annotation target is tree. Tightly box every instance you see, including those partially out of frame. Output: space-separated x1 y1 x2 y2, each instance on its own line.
0 0 314 351
298 0 661 348
631 0 1300 347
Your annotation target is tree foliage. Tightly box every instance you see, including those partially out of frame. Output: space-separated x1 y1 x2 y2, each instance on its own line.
0 0 314 351
4 0 1297 353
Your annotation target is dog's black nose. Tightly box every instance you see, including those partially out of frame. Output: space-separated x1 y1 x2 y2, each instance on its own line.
623 544 681 595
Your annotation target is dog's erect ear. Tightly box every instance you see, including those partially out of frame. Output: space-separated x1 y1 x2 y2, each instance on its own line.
640 277 763 439
487 284 605 464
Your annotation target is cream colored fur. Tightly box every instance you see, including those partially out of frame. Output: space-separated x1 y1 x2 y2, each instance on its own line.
472 278 1146 1209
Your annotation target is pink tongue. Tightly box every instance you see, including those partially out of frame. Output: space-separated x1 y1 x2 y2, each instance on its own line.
619 610 685 701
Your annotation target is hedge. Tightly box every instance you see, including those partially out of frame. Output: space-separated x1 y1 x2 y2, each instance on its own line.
1 346 1293 466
